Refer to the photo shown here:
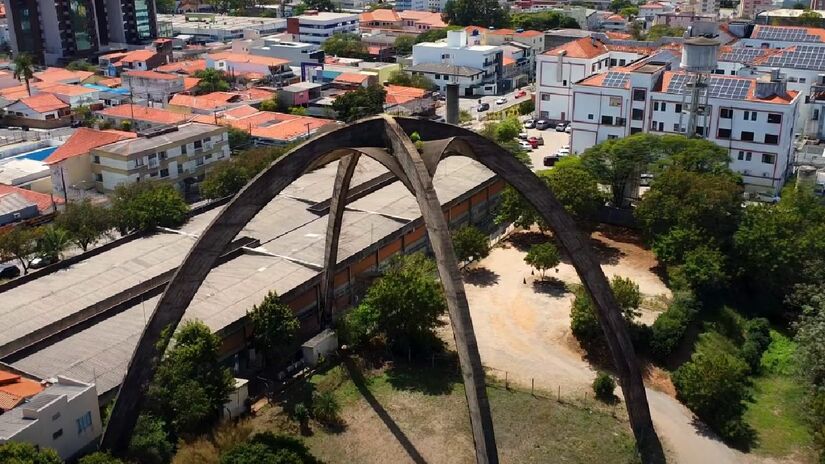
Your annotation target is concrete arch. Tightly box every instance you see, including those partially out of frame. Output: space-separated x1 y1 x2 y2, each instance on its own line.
102 116 663 464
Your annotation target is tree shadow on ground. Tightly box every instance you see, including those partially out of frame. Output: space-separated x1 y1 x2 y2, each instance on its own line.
596 224 648 247
505 230 550 252
343 357 428 464
587 238 624 265
463 266 500 287
689 416 757 452
385 353 460 396
531 277 568 297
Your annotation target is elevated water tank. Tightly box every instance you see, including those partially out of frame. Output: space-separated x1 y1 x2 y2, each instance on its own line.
681 37 720 73
797 165 818 188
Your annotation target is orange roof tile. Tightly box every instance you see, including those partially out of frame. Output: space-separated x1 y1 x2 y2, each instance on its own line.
334 72 371 84
97 77 122 88
0 184 62 213
124 70 181 80
44 128 135 165
503 56 515 66
97 104 190 124
607 14 626 21
34 67 95 83
223 104 260 118
251 116 332 141
119 49 157 63
515 30 544 38
0 85 30 100
384 84 428 105
18 93 68 113
183 77 200 91
544 37 608 59
207 52 289 67
398 10 446 27
360 8 399 22
155 59 207 75
168 92 240 111
32 82 97 96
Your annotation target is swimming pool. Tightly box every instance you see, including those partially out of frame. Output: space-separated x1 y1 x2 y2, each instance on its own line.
17 146 58 162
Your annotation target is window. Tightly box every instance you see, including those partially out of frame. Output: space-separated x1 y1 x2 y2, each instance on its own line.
631 108 644 120
764 134 778 144
93 155 100 164
205 153 213 160
738 151 752 161
159 151 167 160
607 134 618 139
181 144 187 154
562 80 567 86
653 102 659 111
762 153 775 164
95 173 102 182
632 89 646 101
737 151 745 160
720 108 732 119
601 115 613 125
718 128 731 139
194 140 203 149
587 113 594 120
741 131 754 141
177 163 184 174
134 157 144 166
53 429 63 440
696 126 705 136
744 111 757 121
149 171 158 178
675 103 683 113
619 59 626 65
800 77 807 83
767 113 782 124
610 58 617 66
815 109 820 121
661 102 666 111
630 127 642 134
196 157 204 166
76 411 92 435
673 123 680 132
160 168 169 178
541 94 551 101
658 122 664 131
52 412 61 421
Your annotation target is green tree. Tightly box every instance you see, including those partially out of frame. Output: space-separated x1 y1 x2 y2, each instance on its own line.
581 133 658 207
619 6 638 17
518 99 534 115
201 161 251 199
571 276 641 344
343 253 446 351
493 115 521 142
524 242 560 279
37 225 70 260
672 333 752 443
66 59 97 72
56 198 113 252
386 70 436 90
193 69 231 94
74 105 97 127
147 320 235 438
79 451 125 464
248 291 300 364
127 415 175 464
227 126 252 150
677 245 728 293
289 106 308 116
544 157 604 225
415 29 449 44
646 24 685 40
740 317 771 373
649 291 698 361
592 372 616 401
155 0 176 13
110 182 189 232
13 52 35 97
452 225 490 264
609 0 633 12
322 33 367 59
799 9 822 26
393 35 416 55
443 0 509 28
0 226 41 274
120 120 132 131
259 96 279 112
220 432 321 464
795 295 825 458
304 0 336 11
311 391 342 426
510 11 579 29
331 84 386 122
0 442 61 464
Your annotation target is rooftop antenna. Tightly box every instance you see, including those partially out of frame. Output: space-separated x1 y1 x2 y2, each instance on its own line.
679 37 719 138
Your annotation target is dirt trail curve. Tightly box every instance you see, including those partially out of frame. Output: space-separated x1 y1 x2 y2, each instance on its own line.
453 232 770 464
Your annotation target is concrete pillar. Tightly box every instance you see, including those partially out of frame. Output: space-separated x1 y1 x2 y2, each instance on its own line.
446 83 459 125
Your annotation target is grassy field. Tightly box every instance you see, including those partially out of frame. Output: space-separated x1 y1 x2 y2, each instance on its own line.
252 359 639 464
744 330 814 460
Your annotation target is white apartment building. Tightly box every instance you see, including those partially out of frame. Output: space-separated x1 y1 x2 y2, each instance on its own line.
409 30 503 96
396 0 428 10
285 12 359 44
122 70 186 105
0 377 101 461
570 61 799 195
156 14 287 42
234 36 323 67
90 123 230 192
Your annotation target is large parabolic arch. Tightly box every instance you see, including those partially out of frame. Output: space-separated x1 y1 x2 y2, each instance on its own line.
101 116 665 463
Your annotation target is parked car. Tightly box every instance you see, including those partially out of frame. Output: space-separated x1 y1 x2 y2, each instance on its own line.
543 155 560 167
555 122 568 132
517 131 529 140
515 89 527 98
518 140 533 150
495 97 507 105
0 263 20 279
561 144 570 151
523 119 535 129
535 119 551 130
477 102 490 112
527 138 539 149
565 125 572 133
557 147 571 157
29 255 57 270
528 135 544 146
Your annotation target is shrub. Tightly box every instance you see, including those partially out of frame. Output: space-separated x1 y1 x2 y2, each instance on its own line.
649 291 698 361
127 415 174 464
312 391 341 426
524 242 560 279
740 317 771 373
592 372 616 401
452 225 490 264
79 452 125 464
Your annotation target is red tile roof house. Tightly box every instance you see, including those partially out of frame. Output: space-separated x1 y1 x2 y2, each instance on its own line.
191 106 339 145
99 44 172 77
384 84 435 116
0 184 63 226
204 52 292 84
0 370 43 412
95 104 191 132
43 128 136 199
3 93 72 128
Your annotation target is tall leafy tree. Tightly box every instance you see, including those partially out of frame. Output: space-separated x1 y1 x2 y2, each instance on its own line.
452 225 490 264
331 84 386 122
201 161 251 200
322 33 367 59
443 0 509 28
0 442 61 464
248 291 300 365
13 52 35 97
393 35 416 55
193 69 230 94
127 415 175 464
510 11 579 29
795 295 825 458
147 320 235 438
386 70 436 90
56 198 113 252
0 226 42 274
524 242 560 279
571 276 641 344
110 181 189 232
581 133 658 207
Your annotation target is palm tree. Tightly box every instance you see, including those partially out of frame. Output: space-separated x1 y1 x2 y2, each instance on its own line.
13 52 35 97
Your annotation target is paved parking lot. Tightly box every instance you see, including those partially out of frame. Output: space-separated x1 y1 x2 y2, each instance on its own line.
521 124 572 171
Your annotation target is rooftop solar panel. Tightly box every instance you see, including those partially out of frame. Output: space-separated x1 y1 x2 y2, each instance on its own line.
666 74 750 100
753 26 823 43
603 71 629 88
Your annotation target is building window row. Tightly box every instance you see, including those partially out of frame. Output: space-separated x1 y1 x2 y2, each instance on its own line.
737 151 776 165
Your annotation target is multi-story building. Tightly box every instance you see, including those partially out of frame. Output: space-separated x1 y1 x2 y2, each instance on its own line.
205 52 293 84
234 36 324 67
395 0 427 11
359 9 446 36
738 25 825 49
90 122 229 192
737 0 774 19
409 30 503 96
0 377 101 461
156 13 287 43
569 59 800 195
3 0 157 65
122 70 185 105
96 104 191 131
286 12 359 45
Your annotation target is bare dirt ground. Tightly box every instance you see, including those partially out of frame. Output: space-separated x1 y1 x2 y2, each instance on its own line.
449 227 781 464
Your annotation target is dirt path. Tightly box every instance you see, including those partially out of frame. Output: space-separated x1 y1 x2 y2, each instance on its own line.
451 230 767 464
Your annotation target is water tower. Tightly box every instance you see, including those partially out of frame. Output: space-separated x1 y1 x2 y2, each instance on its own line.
679 37 720 138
